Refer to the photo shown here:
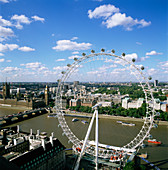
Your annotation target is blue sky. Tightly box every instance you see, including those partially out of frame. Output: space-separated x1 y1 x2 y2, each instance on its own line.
0 0 167 82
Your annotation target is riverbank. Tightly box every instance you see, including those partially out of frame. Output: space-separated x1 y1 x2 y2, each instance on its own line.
0 105 29 111
63 111 168 126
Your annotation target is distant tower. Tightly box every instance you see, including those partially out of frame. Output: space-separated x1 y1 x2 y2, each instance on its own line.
17 88 21 99
154 80 158 87
73 81 79 88
3 82 10 99
45 85 49 106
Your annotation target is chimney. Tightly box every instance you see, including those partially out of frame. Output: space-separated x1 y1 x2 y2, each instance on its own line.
50 132 54 147
41 138 46 150
36 130 40 139
2 129 7 145
14 138 17 145
30 129 33 135
17 125 20 133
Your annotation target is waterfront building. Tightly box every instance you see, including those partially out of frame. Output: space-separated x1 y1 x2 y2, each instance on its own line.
45 85 49 106
122 98 131 109
122 98 144 109
97 101 112 107
148 98 168 112
81 99 97 107
69 99 81 107
3 82 10 99
0 126 66 170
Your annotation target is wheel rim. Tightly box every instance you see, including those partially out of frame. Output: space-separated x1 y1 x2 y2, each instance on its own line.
55 52 156 158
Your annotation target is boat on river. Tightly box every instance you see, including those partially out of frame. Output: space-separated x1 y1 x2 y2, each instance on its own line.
122 122 135 126
47 114 57 118
148 139 161 145
138 152 148 158
72 118 79 122
81 120 88 124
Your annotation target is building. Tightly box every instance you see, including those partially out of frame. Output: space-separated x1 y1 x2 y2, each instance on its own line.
69 99 81 107
97 101 112 107
122 98 144 109
148 98 168 112
154 80 159 87
0 126 66 170
0 84 47 109
3 82 10 99
73 81 79 88
81 99 97 107
45 85 49 106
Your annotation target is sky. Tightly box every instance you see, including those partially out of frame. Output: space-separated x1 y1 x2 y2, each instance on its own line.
0 0 167 82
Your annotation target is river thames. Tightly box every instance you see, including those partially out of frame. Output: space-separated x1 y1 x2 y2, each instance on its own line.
0 107 168 169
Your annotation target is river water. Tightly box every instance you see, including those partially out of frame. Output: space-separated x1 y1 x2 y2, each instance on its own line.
0 108 168 169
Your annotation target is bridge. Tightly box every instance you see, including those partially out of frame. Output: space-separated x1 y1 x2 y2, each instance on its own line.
0 108 48 127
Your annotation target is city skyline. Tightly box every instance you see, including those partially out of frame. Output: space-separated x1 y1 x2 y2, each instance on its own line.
0 0 167 82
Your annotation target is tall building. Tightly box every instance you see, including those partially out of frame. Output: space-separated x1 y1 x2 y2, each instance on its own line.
154 80 158 87
3 82 10 99
73 81 79 88
45 85 49 106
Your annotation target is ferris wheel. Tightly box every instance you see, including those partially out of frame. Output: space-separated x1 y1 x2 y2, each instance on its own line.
55 49 156 169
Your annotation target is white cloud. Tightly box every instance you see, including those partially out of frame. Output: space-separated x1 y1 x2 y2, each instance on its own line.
0 58 4 62
0 0 9 3
0 16 12 27
38 66 48 71
0 26 14 41
104 58 113 63
113 68 126 72
18 46 35 52
113 53 138 65
88 4 119 19
72 51 79 54
125 53 138 61
2 66 21 73
136 42 142 45
0 43 19 52
11 14 31 24
20 62 42 70
88 4 151 31
159 61 168 73
6 59 11 62
99 64 117 71
87 70 100 75
92 0 103 2
53 66 67 70
147 68 157 75
160 61 168 68
56 59 66 62
31 15 45 23
11 14 31 29
103 13 151 31
140 56 150 61
71 37 78 40
68 55 81 60
0 53 4 56
146 50 163 56
52 40 92 51
7 44 19 51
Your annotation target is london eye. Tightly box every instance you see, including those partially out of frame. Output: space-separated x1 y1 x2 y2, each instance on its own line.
55 49 156 169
